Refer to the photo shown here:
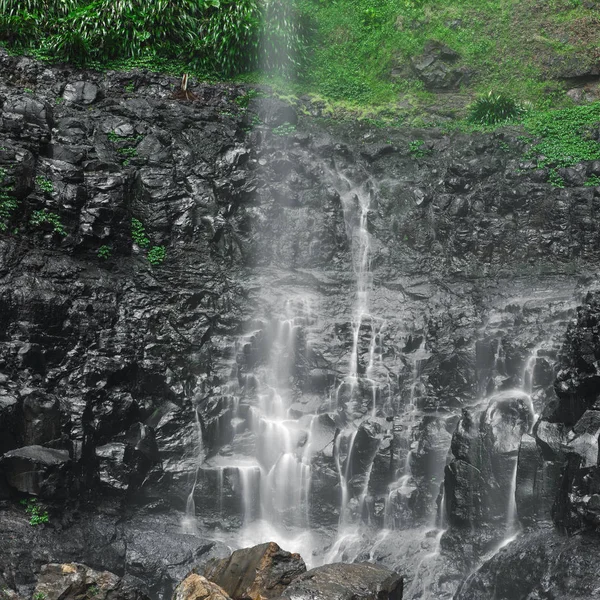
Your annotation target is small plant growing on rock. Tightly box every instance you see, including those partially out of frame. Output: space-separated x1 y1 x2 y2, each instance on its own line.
131 218 150 248
409 139 430 157
584 174 600 187
35 176 54 194
33 592 47 600
30 209 67 236
468 91 524 126
147 245 166 265
97 245 111 260
272 122 296 136
548 168 565 189
20 498 49 526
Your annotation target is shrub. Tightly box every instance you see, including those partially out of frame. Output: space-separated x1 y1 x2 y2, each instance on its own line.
147 245 166 265
97 245 111 260
468 91 524 126
131 218 150 248
30 209 66 236
20 498 49 526
35 176 54 194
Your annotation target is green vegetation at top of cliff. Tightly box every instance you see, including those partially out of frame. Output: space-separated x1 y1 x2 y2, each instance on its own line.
523 102 600 169
0 0 598 115
0 0 305 78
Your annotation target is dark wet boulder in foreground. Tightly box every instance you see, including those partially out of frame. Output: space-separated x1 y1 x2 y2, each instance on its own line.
203 542 306 600
454 530 600 600
277 562 403 600
34 563 149 600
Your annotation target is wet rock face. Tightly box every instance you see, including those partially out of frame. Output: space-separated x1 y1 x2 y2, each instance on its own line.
454 529 600 600
34 563 148 600
278 562 403 600
1 48 600 600
445 392 533 526
203 543 306 600
514 291 600 532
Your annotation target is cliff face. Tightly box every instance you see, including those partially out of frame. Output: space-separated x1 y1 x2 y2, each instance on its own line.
1 51 600 600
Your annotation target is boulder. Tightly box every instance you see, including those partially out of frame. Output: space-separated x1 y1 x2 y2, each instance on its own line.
410 41 472 90
63 81 100 105
1 445 71 498
278 563 403 600
173 575 231 600
34 563 148 600
203 543 306 600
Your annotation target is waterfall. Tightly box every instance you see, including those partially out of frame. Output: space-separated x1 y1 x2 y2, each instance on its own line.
182 407 203 534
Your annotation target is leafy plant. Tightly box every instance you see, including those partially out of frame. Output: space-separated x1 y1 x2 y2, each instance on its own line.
235 89 260 108
548 168 565 188
20 498 49 526
584 174 600 186
33 592 47 600
35 176 54 193
272 122 296 136
522 103 600 185
409 139 430 157
468 92 524 126
131 218 150 248
259 0 307 76
97 245 111 259
147 245 166 265
30 209 66 236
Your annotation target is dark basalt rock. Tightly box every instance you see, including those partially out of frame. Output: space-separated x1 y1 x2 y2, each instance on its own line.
454 530 600 600
1 445 72 499
203 543 306 600
445 391 533 526
34 563 148 600
410 40 473 90
277 562 403 600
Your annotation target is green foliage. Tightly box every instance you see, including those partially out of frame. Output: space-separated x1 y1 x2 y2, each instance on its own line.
147 245 166 265
260 0 307 76
272 122 296 136
131 218 150 248
97 244 111 259
30 209 67 236
33 592 47 600
0 0 305 79
20 498 49 526
468 91 524 126
522 102 600 186
35 176 54 193
409 139 430 157
235 88 260 108
548 168 565 188
584 174 600 186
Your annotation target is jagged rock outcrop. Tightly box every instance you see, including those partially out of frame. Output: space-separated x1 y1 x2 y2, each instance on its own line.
203 543 306 600
444 391 533 526
33 563 148 600
278 563 403 600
